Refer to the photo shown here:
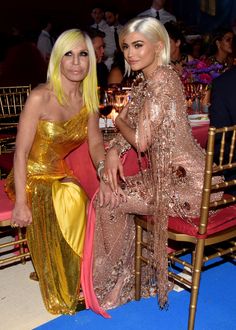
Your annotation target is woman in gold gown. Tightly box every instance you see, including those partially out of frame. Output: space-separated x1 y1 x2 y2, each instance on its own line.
5 29 111 314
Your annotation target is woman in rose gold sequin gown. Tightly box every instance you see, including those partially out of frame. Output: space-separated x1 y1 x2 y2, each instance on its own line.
83 17 221 316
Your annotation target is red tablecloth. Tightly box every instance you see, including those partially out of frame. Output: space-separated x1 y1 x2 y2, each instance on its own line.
0 179 13 220
65 124 209 199
191 124 209 149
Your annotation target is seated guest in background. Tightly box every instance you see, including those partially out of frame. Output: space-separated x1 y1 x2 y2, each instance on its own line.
138 0 176 24
108 50 136 88
203 28 234 73
0 30 47 88
209 65 236 195
107 51 124 87
188 37 206 59
105 5 123 53
90 3 113 70
164 21 193 76
5 29 110 314
90 3 109 32
103 5 123 70
87 27 108 88
37 16 55 63
82 17 222 316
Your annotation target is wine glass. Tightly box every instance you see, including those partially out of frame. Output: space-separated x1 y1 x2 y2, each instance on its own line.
113 89 130 113
192 83 209 114
99 89 113 134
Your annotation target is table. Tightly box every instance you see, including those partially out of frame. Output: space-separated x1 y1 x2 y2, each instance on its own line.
191 124 209 149
65 124 209 199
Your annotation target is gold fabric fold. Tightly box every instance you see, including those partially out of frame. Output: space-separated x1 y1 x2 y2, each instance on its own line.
52 181 87 257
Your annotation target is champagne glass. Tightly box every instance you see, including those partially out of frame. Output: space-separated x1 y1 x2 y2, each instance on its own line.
99 89 113 134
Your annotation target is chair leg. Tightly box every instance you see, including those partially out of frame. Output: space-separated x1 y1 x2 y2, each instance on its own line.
135 221 142 300
188 239 205 330
17 227 26 264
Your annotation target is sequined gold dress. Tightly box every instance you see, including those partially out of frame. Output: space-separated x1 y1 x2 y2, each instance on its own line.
83 65 222 315
6 106 89 314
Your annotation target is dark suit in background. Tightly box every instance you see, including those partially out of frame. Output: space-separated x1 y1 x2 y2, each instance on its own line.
209 65 236 195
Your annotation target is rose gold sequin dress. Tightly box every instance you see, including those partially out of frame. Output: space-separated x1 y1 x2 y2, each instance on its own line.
91 65 221 312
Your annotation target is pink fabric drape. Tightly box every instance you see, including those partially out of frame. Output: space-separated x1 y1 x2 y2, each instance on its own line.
80 189 111 318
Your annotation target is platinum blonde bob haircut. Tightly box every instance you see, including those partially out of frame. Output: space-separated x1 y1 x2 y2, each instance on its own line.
119 17 170 76
47 29 99 113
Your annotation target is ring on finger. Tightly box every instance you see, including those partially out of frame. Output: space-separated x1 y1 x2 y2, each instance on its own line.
102 173 109 184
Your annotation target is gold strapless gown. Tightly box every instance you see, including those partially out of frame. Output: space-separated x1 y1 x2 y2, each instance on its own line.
6 107 89 314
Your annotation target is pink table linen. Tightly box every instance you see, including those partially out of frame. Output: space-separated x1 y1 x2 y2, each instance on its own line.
0 179 13 221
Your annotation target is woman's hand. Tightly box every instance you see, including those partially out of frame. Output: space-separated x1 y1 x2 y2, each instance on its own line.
98 179 114 207
98 178 127 209
104 147 125 192
115 103 129 124
11 202 32 228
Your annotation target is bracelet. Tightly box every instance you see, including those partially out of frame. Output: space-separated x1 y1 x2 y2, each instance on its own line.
108 139 131 158
96 160 105 179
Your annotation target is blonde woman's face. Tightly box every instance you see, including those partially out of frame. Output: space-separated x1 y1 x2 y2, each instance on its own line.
60 42 89 83
122 31 160 77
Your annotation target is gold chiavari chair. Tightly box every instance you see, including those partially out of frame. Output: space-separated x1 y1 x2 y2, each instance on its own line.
0 179 30 268
0 126 16 179
0 85 31 126
0 90 30 267
134 125 236 330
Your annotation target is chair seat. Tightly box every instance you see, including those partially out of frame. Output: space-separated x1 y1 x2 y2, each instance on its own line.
136 203 236 238
168 204 236 237
0 179 13 221
0 152 14 171
0 133 16 139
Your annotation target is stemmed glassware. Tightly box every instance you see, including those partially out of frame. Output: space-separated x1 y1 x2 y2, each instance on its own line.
99 88 113 134
113 88 130 113
184 83 209 114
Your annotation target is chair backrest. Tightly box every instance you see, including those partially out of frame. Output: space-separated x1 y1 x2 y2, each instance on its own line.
0 85 31 122
199 125 236 236
0 126 16 178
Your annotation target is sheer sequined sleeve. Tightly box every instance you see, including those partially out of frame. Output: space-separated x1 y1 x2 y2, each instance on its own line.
136 69 177 153
107 132 132 157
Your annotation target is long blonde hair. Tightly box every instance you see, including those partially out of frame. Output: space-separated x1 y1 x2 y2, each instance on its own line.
47 29 99 113
119 17 170 75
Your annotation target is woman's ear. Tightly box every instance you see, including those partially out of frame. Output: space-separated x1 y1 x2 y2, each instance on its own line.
155 41 164 56
176 39 181 48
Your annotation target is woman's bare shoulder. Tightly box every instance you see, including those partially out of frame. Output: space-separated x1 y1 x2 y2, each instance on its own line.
28 83 52 104
21 83 54 121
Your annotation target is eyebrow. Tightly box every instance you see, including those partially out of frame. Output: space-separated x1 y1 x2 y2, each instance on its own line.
123 40 144 45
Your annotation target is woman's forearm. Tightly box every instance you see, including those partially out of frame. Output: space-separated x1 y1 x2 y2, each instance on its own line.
89 139 106 168
115 117 136 148
13 151 28 205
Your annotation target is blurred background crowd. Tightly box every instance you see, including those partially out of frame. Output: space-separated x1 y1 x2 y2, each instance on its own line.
0 0 236 89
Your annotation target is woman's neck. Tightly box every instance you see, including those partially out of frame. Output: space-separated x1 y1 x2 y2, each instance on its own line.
215 52 228 64
143 58 163 78
62 78 81 98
